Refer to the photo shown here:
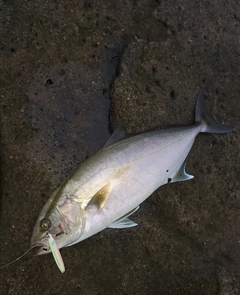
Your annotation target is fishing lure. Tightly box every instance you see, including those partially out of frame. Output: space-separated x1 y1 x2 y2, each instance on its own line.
47 233 65 273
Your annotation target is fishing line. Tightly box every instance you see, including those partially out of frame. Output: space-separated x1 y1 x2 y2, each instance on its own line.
0 245 36 270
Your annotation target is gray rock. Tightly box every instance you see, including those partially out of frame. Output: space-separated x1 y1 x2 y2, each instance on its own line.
0 1 239 294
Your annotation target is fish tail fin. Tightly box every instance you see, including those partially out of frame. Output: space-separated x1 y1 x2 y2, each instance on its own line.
195 88 235 133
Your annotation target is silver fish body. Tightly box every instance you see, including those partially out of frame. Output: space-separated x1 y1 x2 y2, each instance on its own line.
69 124 198 244
31 89 234 260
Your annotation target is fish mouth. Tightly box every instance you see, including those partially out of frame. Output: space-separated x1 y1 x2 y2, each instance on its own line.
31 238 51 255
36 245 51 255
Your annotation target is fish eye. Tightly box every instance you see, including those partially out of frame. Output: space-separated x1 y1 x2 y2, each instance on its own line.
40 218 52 231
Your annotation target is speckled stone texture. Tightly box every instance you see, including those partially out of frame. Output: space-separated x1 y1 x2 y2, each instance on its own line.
0 1 239 294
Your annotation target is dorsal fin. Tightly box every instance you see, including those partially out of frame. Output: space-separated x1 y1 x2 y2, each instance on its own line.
103 126 127 147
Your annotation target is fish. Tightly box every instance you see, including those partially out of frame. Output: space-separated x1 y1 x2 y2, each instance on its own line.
30 88 234 271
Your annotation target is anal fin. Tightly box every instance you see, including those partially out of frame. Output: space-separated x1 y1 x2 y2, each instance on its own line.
170 160 194 183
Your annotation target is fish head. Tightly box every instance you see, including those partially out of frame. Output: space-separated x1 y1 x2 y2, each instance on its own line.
31 194 85 255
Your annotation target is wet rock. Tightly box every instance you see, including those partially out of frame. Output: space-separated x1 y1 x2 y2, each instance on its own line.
0 0 239 294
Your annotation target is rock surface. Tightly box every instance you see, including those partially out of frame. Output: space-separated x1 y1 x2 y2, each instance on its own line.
0 1 239 294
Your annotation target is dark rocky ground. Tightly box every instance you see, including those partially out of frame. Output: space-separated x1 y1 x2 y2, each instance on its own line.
0 1 240 294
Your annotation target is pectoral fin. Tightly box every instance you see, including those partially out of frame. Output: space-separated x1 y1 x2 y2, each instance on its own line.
86 184 111 212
